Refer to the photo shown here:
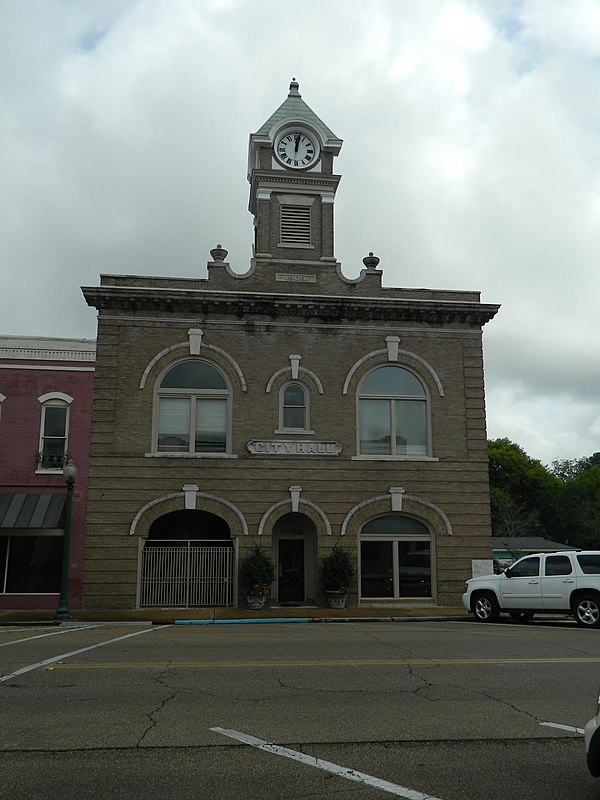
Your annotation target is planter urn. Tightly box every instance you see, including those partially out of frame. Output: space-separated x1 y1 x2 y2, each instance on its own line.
326 590 348 609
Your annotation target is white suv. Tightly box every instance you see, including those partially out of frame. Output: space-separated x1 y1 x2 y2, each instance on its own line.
462 550 600 628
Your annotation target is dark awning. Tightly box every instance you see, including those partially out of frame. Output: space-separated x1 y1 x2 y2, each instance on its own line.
0 493 65 529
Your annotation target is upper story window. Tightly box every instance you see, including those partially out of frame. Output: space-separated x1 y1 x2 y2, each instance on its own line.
358 365 428 456
280 382 308 431
38 394 72 471
156 360 229 454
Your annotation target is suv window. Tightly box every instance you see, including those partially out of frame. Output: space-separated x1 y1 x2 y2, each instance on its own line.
577 554 600 575
510 556 540 577
545 555 573 576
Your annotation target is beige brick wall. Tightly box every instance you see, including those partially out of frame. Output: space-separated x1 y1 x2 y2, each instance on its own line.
82 296 496 610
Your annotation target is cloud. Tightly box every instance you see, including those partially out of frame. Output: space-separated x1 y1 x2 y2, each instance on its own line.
0 0 598 465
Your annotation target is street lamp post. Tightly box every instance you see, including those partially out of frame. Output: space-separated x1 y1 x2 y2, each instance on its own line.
57 458 77 621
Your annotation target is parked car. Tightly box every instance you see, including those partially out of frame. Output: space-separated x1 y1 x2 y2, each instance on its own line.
585 688 600 777
462 550 600 628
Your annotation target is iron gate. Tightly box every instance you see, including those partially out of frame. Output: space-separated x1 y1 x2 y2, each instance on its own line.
137 539 237 607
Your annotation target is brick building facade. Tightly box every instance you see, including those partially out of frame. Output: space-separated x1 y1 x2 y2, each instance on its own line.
0 336 95 610
81 82 499 610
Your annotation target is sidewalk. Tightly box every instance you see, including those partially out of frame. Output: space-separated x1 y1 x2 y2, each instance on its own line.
0 604 469 625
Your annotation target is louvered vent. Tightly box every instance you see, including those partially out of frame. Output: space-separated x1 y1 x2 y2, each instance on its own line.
280 205 311 246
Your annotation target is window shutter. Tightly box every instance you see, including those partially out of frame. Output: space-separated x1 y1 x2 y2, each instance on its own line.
280 205 311 246
195 398 227 452
158 398 190 452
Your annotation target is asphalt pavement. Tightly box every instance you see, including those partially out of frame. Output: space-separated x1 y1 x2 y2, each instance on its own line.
1 618 598 799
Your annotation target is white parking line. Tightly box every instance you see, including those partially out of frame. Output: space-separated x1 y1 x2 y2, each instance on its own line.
540 721 585 735
0 625 98 648
0 626 167 684
211 727 444 800
0 627 57 635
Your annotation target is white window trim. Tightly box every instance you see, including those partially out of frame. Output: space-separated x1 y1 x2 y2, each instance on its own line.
359 517 434 601
352 455 438 462
275 381 314 435
152 360 233 456
356 366 432 459
36 393 72 473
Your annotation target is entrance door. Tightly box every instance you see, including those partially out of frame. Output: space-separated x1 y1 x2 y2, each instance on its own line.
278 539 305 603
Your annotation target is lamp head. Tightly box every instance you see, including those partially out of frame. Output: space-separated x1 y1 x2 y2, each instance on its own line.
63 458 77 485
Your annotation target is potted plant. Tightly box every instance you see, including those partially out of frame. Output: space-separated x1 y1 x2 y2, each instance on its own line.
238 544 275 610
321 545 355 609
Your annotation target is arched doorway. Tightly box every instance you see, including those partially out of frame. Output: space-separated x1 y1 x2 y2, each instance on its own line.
147 509 231 541
273 513 317 605
139 510 235 607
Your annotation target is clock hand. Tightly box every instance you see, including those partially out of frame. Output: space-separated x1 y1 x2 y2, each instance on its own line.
294 134 300 153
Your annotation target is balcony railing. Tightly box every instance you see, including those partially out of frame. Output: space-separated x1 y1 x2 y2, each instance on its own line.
37 445 68 471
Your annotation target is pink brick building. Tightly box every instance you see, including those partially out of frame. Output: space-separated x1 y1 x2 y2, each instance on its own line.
0 336 95 610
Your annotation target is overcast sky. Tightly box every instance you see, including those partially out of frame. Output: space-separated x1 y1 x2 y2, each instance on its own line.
1 0 599 466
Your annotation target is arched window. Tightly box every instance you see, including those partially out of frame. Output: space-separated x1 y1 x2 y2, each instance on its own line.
358 365 428 456
156 361 229 454
279 382 309 431
38 393 72 470
360 515 432 599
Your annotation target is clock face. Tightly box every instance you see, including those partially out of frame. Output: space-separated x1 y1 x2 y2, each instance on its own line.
275 131 319 169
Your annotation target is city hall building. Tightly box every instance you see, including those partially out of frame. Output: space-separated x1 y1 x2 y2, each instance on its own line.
81 81 499 610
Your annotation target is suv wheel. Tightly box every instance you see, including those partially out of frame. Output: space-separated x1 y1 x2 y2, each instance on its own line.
472 591 500 623
574 595 600 628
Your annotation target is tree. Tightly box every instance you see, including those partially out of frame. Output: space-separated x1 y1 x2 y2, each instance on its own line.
489 487 540 537
487 438 560 538
487 441 600 547
552 452 600 480
558 465 600 548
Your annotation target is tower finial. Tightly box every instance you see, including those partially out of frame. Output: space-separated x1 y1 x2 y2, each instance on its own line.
362 252 381 271
288 78 300 97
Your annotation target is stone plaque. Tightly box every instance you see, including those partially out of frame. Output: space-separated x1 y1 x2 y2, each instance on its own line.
275 273 317 283
247 439 341 456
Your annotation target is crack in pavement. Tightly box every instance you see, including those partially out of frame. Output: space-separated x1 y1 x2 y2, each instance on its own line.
135 663 178 748
356 627 587 726
405 664 547 729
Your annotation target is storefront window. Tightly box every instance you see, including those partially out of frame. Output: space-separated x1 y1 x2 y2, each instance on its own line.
0 535 62 593
360 515 432 599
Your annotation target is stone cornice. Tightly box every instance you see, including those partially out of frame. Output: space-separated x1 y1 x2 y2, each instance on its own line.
82 285 499 327
249 170 341 213
0 336 96 362
251 169 341 188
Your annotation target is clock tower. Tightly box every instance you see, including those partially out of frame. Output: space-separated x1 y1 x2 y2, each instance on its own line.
248 79 343 268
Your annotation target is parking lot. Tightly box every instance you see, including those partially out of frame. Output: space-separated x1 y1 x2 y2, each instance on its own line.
1 618 599 799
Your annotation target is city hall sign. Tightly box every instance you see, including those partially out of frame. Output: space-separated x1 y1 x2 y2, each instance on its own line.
246 440 342 456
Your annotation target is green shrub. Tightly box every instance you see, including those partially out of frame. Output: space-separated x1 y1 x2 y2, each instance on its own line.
321 545 354 592
238 544 275 596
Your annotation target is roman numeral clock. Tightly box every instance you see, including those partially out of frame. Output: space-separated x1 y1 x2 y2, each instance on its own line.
275 130 320 169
